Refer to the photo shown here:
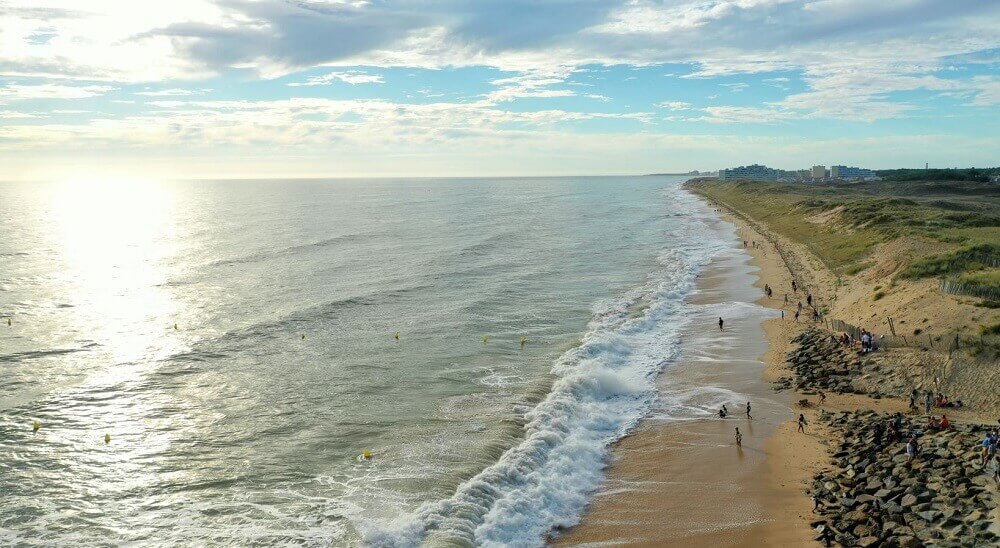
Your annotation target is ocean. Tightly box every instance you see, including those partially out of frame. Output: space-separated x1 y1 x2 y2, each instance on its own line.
0 176 731 546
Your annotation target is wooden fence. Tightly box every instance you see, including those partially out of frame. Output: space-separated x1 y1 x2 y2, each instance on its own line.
825 315 998 355
939 279 1000 301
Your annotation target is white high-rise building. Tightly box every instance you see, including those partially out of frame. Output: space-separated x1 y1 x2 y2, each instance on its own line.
811 165 826 179
719 164 779 181
831 165 875 180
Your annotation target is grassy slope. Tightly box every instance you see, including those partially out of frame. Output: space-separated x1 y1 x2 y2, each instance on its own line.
686 179 1000 286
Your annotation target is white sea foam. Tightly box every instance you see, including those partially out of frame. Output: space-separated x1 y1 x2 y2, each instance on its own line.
357 189 732 547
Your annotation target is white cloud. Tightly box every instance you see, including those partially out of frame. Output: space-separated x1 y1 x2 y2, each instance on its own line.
0 96 654 154
690 105 798 124
486 70 578 102
966 76 1000 106
0 83 114 100
0 110 44 119
655 101 692 110
0 0 997 178
287 71 385 86
720 82 748 92
135 88 211 96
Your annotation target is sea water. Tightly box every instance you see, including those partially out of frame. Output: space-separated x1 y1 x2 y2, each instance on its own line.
0 176 730 546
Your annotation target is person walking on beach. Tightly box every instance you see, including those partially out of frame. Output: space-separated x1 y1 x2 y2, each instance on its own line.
792 280 797 293
718 317 724 331
818 391 826 405
745 401 753 420
797 413 807 433
924 391 933 414
735 427 742 447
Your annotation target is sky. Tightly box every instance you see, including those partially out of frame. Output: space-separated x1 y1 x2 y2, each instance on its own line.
1 0 998 180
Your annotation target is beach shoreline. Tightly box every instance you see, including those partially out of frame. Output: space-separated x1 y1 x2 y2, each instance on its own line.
555 199 819 546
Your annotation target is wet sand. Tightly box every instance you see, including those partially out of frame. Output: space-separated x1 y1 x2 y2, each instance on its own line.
555 213 820 546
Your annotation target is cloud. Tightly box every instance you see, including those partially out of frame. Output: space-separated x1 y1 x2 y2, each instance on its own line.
966 76 1000 106
287 71 384 86
486 70 578 102
0 96 654 153
135 88 212 96
655 101 691 110
0 110 44 119
0 83 115 100
690 105 799 124
0 0 998 180
720 82 748 92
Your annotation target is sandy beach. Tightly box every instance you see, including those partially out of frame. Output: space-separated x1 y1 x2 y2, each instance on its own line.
556 209 822 546
564 180 1000 547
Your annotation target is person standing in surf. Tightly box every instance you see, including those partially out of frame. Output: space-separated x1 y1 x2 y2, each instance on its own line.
735 427 743 447
746 401 753 420
718 317 724 331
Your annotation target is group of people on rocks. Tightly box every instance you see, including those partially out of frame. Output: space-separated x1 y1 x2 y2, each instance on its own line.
909 389 964 412
835 330 880 353
873 412 906 443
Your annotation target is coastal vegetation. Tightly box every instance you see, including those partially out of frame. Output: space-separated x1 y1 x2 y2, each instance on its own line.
686 177 1000 295
876 167 1000 182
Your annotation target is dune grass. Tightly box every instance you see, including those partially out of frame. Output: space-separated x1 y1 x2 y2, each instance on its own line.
899 244 999 280
685 178 1000 287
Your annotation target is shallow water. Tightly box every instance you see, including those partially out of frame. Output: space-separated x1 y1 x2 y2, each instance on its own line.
0 176 728 545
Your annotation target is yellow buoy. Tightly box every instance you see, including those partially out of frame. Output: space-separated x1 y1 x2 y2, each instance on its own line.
520 337 527 346
394 332 400 340
33 421 41 433
362 449 372 459
482 335 489 343
104 433 111 444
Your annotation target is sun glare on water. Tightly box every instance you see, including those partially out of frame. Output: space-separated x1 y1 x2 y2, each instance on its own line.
49 176 180 365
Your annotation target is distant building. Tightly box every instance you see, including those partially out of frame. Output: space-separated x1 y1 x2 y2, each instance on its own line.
830 165 876 180
811 165 826 179
719 164 779 181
